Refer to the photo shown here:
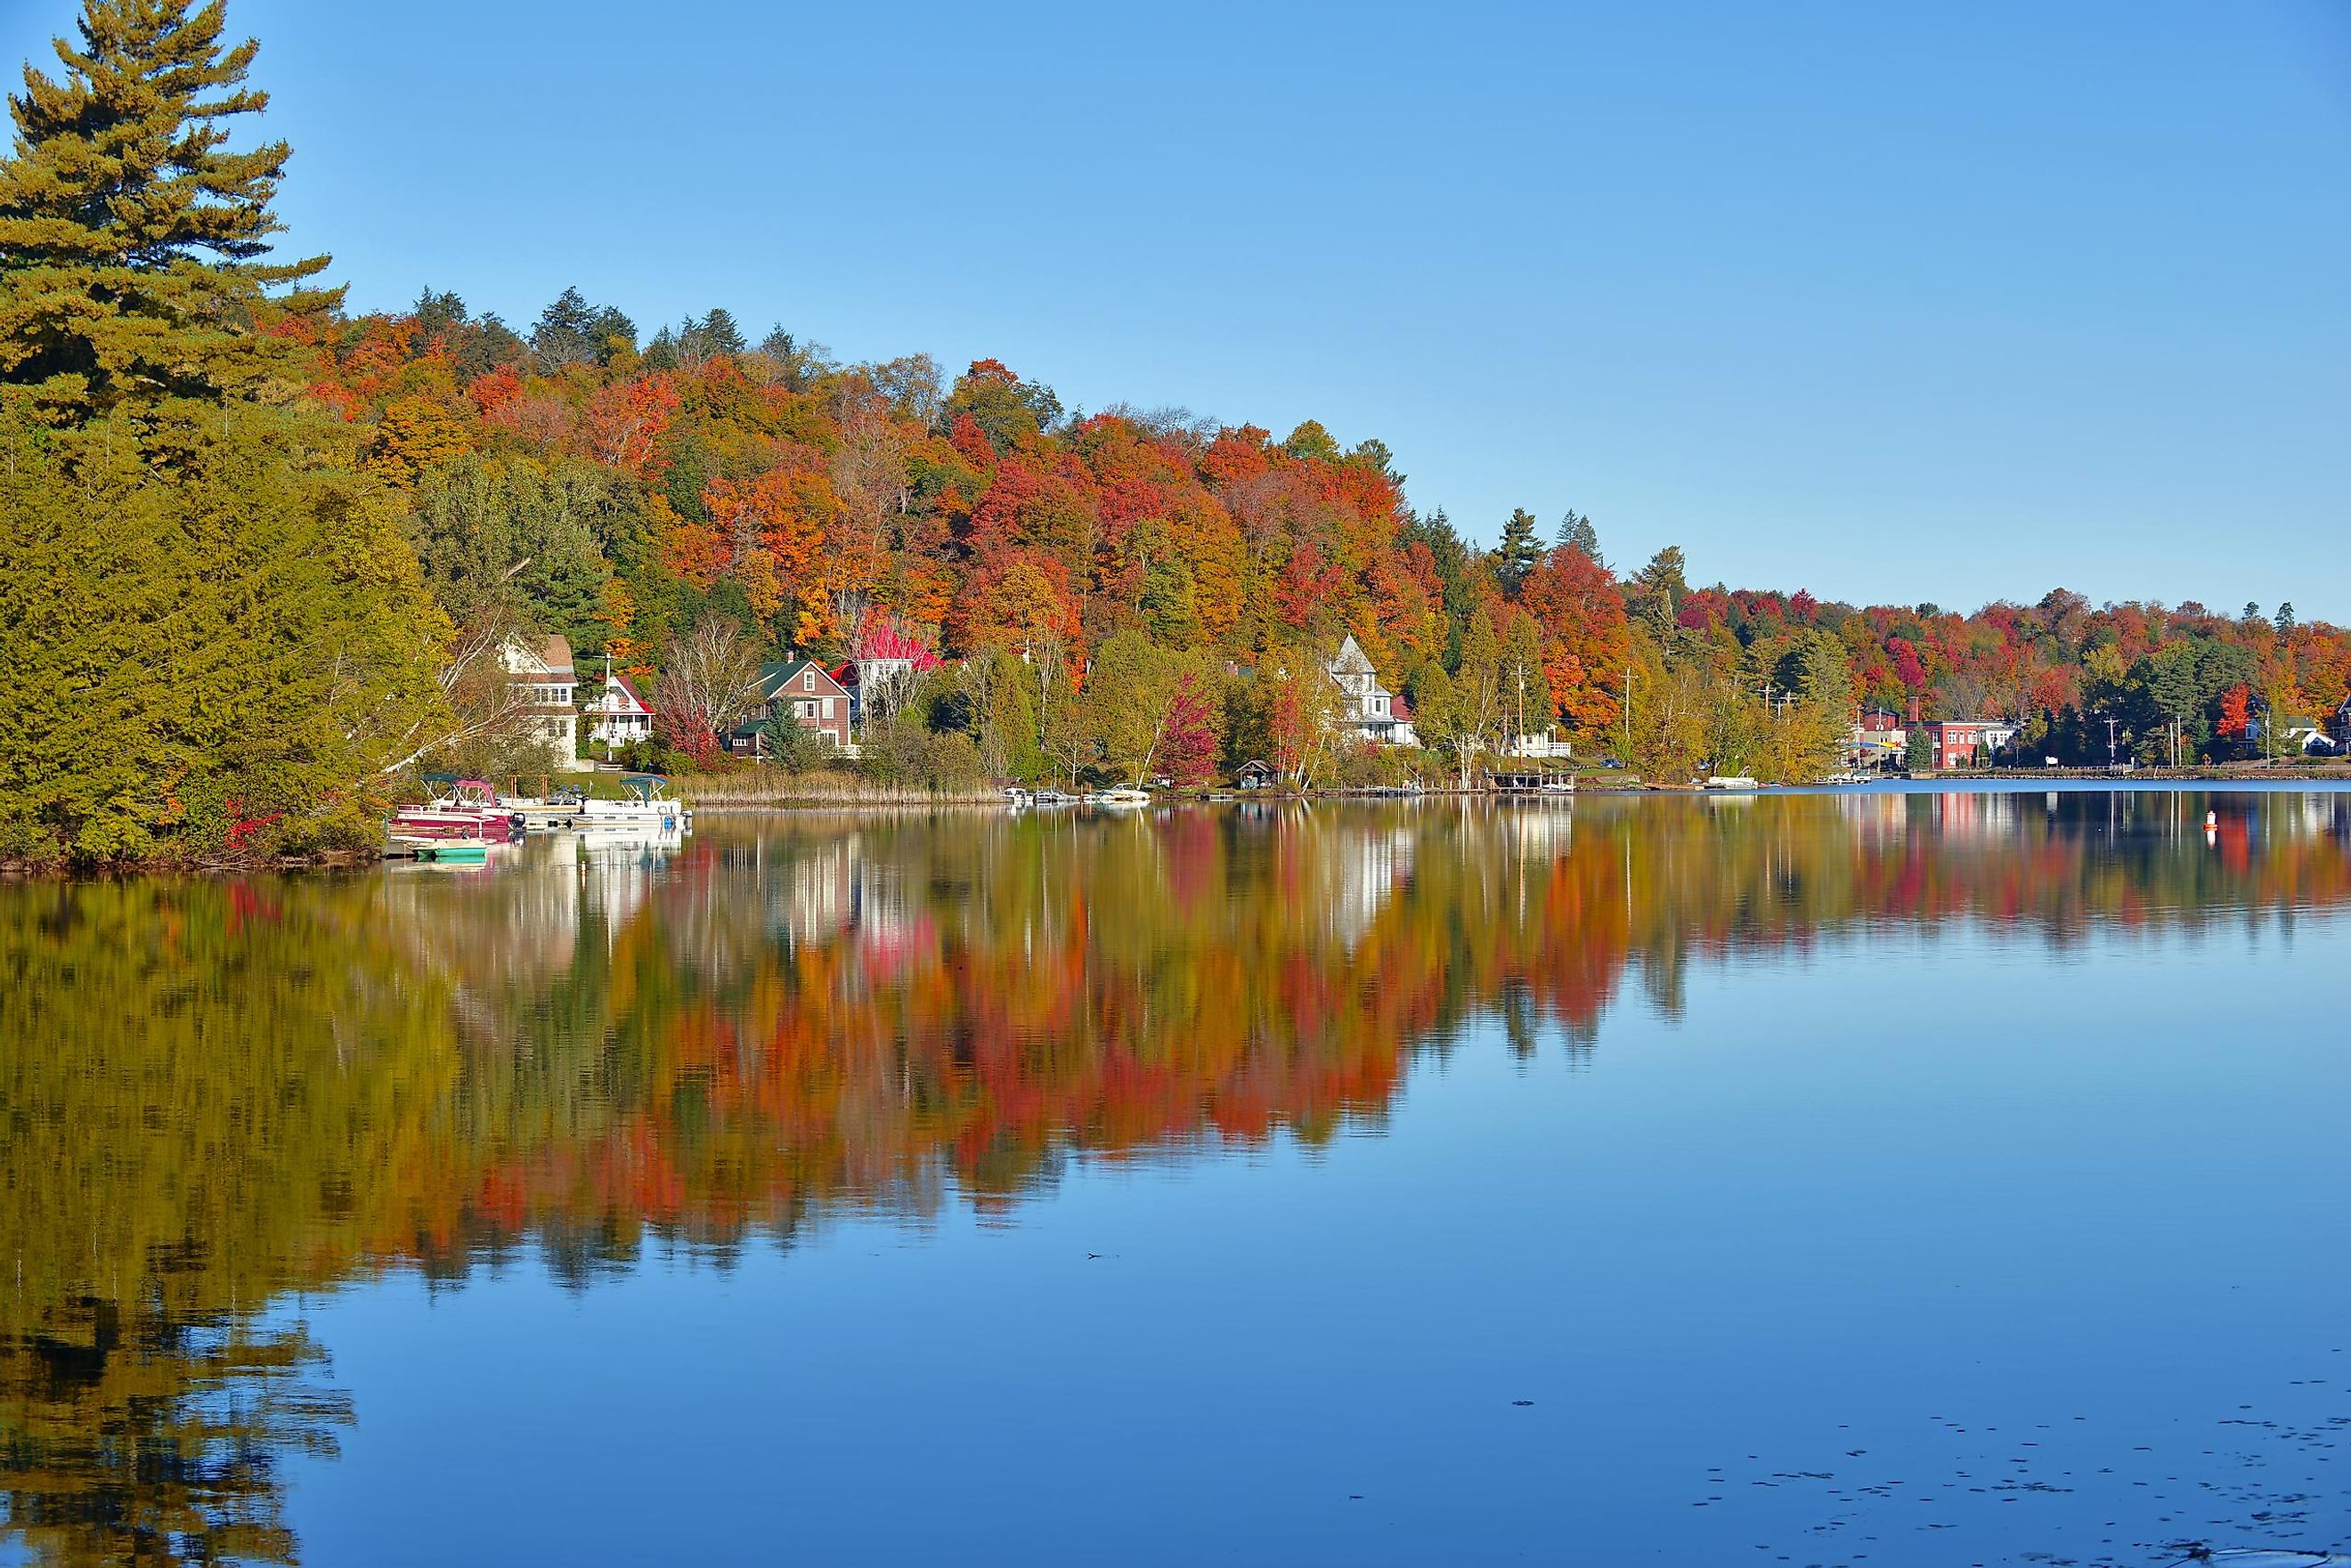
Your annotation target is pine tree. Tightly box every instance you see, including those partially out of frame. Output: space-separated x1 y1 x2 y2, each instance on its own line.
0 0 338 421
1557 508 1602 566
1493 507 1542 595
699 306 746 355
0 408 448 863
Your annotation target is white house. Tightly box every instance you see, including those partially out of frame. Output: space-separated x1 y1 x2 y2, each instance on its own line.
500 633 585 767
1326 634 1419 747
585 663 655 752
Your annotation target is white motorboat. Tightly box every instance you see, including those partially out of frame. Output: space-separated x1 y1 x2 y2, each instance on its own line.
576 774 690 834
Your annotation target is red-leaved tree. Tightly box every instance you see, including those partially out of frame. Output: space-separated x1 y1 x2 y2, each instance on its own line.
1161 675 1219 787
2218 683 2251 738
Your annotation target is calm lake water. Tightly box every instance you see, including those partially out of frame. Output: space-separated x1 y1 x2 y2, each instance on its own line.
4 785 2350 1566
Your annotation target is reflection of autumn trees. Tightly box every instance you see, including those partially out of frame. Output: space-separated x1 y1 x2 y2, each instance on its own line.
0 1306 348 1568
5 793 2351 1560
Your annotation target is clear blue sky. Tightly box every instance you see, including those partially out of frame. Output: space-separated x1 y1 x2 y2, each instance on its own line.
10 0 2347 615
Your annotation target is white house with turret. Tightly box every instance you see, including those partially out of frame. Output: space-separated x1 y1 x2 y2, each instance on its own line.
1326 635 1418 747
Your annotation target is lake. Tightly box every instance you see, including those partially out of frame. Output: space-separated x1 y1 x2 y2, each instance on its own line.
4 786 2348 1566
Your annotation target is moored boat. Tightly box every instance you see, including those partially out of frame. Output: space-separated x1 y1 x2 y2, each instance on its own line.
392 777 525 841
576 774 689 834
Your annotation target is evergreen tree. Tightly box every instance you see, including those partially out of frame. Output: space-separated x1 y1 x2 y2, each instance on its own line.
530 286 633 370
0 407 447 863
1557 508 1602 566
698 306 746 355
411 286 468 343
407 455 615 648
1630 546 1690 630
0 0 338 421
1402 508 1476 669
1493 508 1542 595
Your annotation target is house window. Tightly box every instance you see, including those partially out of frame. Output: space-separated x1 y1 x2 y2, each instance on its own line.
803 670 816 692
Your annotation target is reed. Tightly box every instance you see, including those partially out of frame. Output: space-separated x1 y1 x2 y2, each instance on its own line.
671 770 1005 807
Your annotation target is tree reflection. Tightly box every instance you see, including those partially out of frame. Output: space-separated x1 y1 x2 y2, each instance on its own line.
3 791 2348 1560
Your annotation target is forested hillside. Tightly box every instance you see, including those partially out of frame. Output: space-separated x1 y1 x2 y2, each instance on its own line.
4 0 2347 866
291 285 2351 783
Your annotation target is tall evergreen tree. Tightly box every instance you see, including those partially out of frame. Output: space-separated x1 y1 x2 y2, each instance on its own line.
1493 507 1542 595
1557 508 1602 566
530 286 633 370
0 0 337 421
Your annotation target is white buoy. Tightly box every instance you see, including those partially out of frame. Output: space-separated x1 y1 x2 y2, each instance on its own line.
2205 810 2218 830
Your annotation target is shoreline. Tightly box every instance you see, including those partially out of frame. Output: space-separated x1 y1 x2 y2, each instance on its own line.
11 768 2350 877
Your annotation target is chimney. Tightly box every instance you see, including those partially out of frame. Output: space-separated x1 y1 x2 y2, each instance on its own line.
1908 695 1922 727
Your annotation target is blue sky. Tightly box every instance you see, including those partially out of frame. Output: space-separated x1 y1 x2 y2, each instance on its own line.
9 0 2347 614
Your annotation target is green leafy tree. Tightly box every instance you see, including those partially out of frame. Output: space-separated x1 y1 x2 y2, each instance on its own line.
1086 630 1190 784
0 0 338 422
942 359 1061 451
1499 609 1551 745
1281 418 1341 463
1408 661 1465 776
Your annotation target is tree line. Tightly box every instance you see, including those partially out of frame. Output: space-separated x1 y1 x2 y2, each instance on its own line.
5 0 2347 864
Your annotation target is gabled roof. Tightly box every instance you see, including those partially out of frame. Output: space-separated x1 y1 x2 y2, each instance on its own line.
500 631 575 680
1328 634 1376 676
761 658 850 698
590 670 652 714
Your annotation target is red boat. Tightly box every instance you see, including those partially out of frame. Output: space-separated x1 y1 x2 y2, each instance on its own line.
390 777 525 842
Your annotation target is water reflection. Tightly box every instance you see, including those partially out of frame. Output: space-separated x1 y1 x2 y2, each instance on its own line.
4 790 2349 1563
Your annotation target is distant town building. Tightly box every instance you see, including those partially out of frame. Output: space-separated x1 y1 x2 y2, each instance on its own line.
1326 634 1419 747
1924 719 2017 770
1848 709 1907 768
